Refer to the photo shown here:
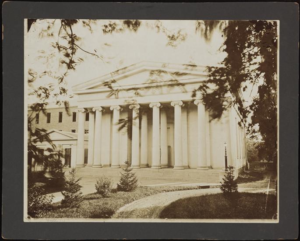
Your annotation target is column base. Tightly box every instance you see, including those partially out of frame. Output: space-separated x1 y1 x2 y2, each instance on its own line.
151 166 161 169
102 164 111 168
197 166 209 170
140 164 148 168
183 165 189 169
111 165 120 168
161 165 169 168
92 165 102 168
131 165 140 169
174 166 184 170
76 164 85 168
87 164 93 167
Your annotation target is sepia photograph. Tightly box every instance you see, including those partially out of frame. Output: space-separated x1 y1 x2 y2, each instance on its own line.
25 19 279 222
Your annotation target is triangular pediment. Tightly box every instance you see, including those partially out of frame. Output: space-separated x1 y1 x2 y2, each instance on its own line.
33 129 77 142
73 61 209 94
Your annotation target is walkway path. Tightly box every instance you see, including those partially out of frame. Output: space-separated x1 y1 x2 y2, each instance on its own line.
113 187 275 219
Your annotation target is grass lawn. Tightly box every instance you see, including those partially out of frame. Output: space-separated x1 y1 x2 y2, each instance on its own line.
159 193 277 219
35 186 200 219
236 169 277 192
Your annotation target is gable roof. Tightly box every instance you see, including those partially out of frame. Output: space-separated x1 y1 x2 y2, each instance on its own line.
33 129 89 142
72 61 209 93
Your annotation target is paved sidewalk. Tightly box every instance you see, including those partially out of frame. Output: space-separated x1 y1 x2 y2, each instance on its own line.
112 187 275 219
49 182 221 203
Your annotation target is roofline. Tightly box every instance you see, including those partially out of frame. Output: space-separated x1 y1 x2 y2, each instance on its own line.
46 129 77 139
72 61 212 92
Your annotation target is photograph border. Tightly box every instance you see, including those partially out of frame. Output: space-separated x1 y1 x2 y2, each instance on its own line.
3 2 299 240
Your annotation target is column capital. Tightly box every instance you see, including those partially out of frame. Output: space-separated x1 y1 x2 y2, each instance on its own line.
93 106 104 112
110 105 121 111
194 99 204 106
171 101 184 107
78 108 85 113
129 104 140 110
149 102 161 108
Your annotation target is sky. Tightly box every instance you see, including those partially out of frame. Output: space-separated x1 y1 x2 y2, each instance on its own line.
25 19 226 95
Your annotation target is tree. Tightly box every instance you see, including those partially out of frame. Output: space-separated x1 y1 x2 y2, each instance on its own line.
27 19 143 173
220 166 238 195
28 184 53 218
95 176 113 198
61 168 83 208
194 20 278 167
117 161 138 192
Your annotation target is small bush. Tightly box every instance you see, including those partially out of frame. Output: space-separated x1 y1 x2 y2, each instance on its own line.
61 169 83 208
95 177 113 197
111 188 118 194
28 184 53 218
89 207 115 218
28 171 48 188
44 153 65 188
117 161 138 192
220 166 238 196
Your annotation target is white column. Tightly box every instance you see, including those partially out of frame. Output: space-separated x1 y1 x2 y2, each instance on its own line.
110 105 121 168
239 125 244 167
160 107 168 168
181 106 189 168
93 107 103 167
150 102 161 169
76 108 85 167
171 101 184 169
130 104 140 168
229 108 238 168
205 109 212 168
236 123 240 167
87 111 95 166
244 128 247 166
140 110 148 167
194 100 208 169
101 112 111 167
71 145 77 168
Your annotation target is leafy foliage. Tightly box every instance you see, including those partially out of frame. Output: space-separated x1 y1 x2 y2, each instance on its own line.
247 140 262 163
89 207 115 219
220 166 238 195
194 20 278 165
95 176 113 198
27 19 143 184
152 20 187 47
61 169 83 208
117 161 138 192
195 20 226 43
28 184 53 218
44 150 66 188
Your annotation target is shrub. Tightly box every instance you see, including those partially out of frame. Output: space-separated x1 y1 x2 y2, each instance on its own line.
44 152 65 188
95 176 113 197
220 166 238 196
28 184 53 218
28 171 48 188
89 207 115 218
61 168 83 208
117 161 138 192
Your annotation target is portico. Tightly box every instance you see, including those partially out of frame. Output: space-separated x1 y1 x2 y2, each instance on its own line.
72 61 247 171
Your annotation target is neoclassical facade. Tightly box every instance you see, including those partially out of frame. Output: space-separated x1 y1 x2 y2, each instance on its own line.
70 61 247 171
